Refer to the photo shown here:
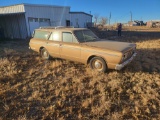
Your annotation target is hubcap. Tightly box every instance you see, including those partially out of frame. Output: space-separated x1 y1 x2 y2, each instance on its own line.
43 51 48 57
94 60 103 70
42 50 48 58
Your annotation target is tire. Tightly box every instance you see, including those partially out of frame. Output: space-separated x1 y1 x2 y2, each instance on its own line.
40 48 51 60
90 57 107 72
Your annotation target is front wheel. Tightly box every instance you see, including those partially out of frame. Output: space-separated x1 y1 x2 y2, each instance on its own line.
40 48 51 60
90 57 107 72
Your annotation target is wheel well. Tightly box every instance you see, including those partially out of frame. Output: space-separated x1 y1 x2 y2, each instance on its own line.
39 47 44 53
87 55 107 65
87 55 96 64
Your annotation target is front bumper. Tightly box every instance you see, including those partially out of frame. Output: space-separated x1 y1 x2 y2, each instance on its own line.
115 53 137 70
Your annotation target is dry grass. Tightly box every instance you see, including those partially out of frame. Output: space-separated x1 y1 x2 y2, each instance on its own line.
0 29 160 119
123 26 160 31
104 25 160 31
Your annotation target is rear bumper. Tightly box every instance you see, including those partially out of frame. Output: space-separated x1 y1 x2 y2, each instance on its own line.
115 53 137 70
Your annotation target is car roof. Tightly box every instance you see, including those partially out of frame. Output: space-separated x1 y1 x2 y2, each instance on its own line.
35 27 88 32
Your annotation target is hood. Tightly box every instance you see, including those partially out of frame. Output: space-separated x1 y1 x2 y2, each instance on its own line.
82 40 135 52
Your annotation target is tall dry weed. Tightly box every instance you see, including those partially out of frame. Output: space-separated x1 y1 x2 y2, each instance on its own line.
0 58 18 78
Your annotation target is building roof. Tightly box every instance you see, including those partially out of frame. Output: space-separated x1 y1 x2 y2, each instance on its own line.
0 3 70 15
0 3 93 17
70 12 93 17
0 3 70 8
0 12 25 16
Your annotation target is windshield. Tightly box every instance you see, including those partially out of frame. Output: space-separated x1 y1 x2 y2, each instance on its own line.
74 30 99 42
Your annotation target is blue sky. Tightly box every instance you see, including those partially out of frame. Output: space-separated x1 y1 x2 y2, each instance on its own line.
1 0 160 24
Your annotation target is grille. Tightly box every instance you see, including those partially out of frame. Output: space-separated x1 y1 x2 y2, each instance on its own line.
123 50 134 61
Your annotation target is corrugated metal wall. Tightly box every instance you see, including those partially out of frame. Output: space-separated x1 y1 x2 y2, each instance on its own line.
0 4 71 38
0 4 93 38
0 13 28 39
24 4 70 36
70 12 92 28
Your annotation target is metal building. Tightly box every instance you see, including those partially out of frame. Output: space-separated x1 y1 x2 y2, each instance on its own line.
70 12 93 28
0 3 92 39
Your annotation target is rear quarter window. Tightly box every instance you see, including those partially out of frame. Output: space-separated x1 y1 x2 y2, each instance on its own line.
49 32 60 41
33 30 50 40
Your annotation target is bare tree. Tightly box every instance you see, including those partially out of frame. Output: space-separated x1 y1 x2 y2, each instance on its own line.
100 17 108 27
94 14 99 27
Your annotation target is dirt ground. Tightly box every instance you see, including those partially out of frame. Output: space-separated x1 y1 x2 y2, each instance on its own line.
0 29 160 120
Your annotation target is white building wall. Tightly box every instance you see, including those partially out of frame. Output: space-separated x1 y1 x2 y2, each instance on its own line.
70 12 92 28
24 4 70 36
0 4 93 39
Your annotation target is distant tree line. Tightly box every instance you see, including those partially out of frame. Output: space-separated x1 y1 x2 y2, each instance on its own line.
94 14 108 27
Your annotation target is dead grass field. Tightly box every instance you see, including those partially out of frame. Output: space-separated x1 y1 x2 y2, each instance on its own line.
102 26 160 32
0 28 160 120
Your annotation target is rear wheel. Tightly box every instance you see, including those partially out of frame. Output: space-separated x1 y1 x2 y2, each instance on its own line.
40 48 51 60
90 57 107 72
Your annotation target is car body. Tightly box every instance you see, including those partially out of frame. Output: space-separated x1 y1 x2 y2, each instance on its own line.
29 26 137 72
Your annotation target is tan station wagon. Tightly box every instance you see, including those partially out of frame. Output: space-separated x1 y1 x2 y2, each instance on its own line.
29 26 137 72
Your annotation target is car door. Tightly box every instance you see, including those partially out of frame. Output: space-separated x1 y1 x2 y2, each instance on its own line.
60 32 81 62
45 31 61 58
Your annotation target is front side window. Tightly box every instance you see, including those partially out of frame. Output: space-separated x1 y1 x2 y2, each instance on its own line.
62 32 78 43
49 32 60 41
33 30 50 40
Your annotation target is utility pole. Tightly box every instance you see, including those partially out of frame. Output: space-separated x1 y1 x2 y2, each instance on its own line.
130 11 132 22
109 12 111 25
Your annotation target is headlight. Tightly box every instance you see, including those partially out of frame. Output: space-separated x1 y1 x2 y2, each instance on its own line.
122 50 134 61
122 53 128 60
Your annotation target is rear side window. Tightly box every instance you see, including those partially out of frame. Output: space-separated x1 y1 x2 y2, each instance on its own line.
63 32 72 42
33 30 50 40
62 32 78 43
